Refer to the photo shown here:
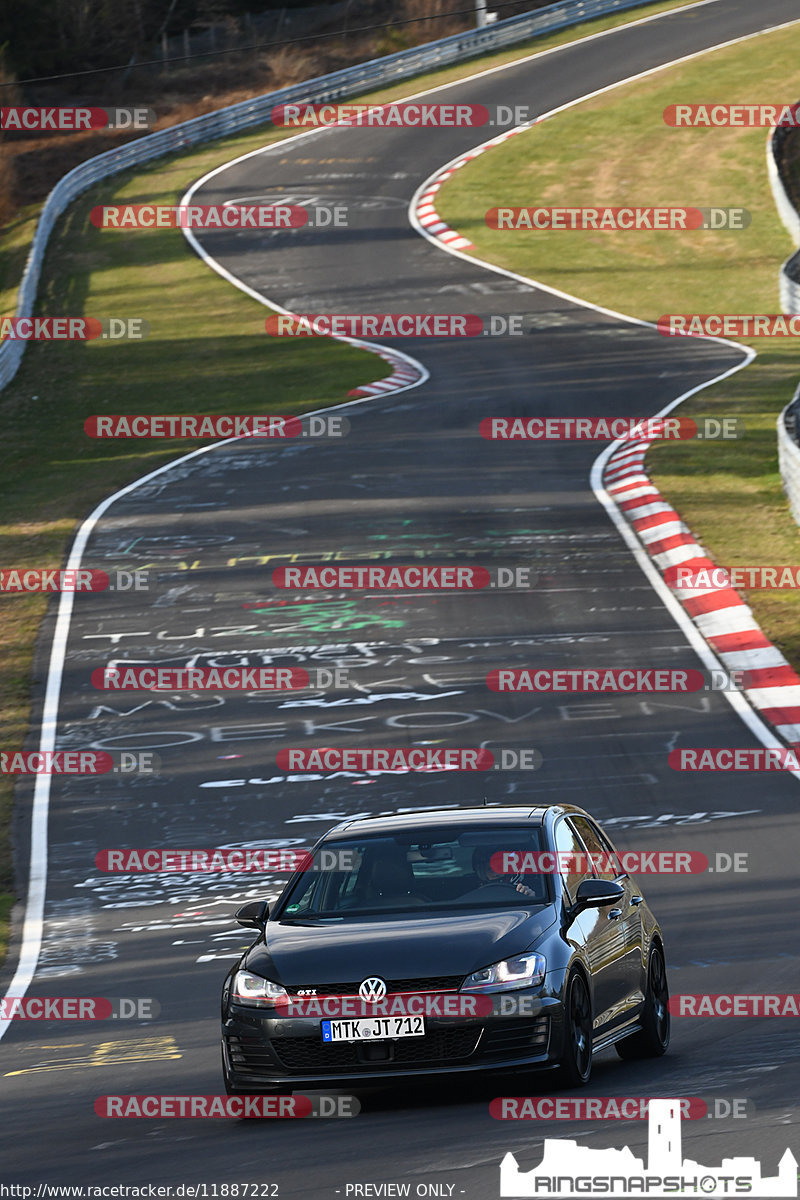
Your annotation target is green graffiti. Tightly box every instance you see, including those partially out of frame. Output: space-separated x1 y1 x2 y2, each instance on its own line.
245 599 407 634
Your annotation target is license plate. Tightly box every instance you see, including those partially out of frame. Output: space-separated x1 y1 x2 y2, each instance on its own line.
321 1016 426 1042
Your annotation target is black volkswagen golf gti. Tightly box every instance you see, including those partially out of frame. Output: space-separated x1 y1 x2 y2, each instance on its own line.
221 804 669 1093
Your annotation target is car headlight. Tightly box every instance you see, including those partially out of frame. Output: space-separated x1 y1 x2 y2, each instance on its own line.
232 970 289 1008
461 953 546 993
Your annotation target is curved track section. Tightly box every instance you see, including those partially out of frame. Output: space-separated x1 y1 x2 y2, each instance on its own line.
3 1 800 1193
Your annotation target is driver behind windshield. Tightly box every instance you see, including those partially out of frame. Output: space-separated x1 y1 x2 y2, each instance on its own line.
460 846 541 900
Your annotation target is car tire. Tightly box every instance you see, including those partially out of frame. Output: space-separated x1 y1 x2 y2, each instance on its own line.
554 969 593 1088
615 944 670 1060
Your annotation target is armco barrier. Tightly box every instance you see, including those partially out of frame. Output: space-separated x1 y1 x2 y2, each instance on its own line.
778 383 800 525
0 0 663 391
768 118 800 315
769 106 800 520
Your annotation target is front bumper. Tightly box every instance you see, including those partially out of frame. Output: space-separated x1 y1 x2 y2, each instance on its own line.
222 995 564 1091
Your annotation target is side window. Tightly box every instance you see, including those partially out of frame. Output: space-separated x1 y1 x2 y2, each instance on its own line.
283 872 321 916
571 816 623 882
554 818 593 904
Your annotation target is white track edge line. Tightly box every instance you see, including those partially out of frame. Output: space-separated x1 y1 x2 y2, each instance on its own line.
406 16 800 775
1 0 794 1040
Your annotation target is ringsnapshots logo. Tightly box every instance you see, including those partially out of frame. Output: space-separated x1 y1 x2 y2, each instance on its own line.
1 107 155 132
499 1098 797 1197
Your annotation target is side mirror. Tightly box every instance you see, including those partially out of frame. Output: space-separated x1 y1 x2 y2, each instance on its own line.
574 879 625 910
235 899 269 930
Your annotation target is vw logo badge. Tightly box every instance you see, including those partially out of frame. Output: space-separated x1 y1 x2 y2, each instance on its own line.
359 976 387 1004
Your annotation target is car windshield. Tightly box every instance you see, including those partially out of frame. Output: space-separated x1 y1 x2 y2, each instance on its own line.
277 826 551 919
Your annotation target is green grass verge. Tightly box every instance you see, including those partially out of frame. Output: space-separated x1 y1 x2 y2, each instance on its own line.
0 894 12 957
0 0 739 963
0 0 704 323
0 140 380 929
436 22 800 659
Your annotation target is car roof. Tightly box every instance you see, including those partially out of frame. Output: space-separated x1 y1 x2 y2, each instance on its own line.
323 803 593 839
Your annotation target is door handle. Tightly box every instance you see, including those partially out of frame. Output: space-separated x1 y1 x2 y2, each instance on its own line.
607 908 622 920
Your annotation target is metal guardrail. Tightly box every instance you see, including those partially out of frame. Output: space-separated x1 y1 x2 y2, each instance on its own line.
768 120 800 315
779 382 800 526
769 112 800 519
0 0 660 389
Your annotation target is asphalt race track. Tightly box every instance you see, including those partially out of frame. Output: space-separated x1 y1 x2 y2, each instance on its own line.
3 0 800 1194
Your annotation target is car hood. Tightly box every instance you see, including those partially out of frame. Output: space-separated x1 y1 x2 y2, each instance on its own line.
246 906 558 986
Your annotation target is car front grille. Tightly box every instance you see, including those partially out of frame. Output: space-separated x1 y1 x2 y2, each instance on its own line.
229 1017 549 1076
285 975 465 997
268 1026 482 1072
